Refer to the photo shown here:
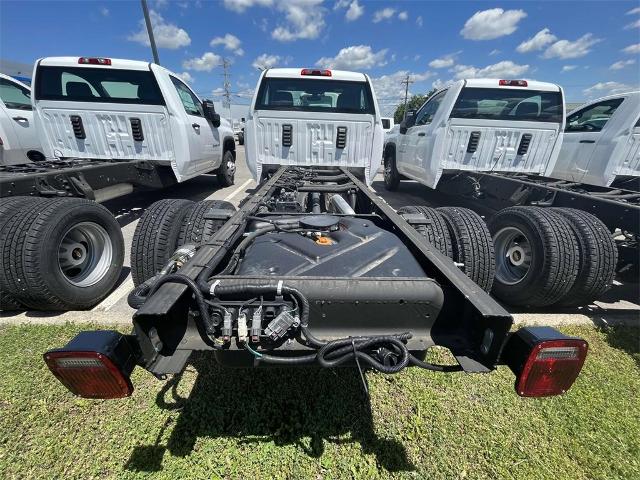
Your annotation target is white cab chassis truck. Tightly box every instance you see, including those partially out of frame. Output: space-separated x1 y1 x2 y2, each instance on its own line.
384 79 638 307
0 73 45 165
0 57 237 312
245 68 384 185
549 91 640 190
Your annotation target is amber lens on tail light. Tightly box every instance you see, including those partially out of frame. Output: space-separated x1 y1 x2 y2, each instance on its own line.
503 327 588 398
44 330 136 399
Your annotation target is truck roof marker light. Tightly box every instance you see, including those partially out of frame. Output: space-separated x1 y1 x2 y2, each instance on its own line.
516 339 587 397
44 351 133 399
301 69 332 77
79 57 112 66
499 79 527 87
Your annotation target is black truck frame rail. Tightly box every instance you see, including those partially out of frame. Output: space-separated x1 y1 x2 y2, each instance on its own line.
438 171 640 235
0 158 176 200
44 167 590 400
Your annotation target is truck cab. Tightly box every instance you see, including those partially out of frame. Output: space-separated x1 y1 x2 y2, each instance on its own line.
384 79 565 189
549 91 640 189
245 68 384 185
32 57 235 184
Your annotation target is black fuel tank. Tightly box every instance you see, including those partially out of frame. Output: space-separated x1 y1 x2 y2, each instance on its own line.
235 217 426 278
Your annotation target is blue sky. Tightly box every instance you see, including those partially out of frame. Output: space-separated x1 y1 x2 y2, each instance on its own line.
2 0 639 114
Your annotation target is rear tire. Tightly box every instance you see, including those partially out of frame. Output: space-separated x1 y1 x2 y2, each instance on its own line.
488 206 579 307
217 150 236 187
551 208 618 306
383 150 400 191
4 198 124 310
131 199 194 286
237 133 244 145
437 207 495 292
398 206 453 258
179 200 236 246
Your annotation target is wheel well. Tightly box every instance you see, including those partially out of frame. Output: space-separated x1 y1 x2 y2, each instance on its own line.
223 137 236 158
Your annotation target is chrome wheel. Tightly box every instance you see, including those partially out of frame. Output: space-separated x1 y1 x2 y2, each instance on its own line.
493 226 532 285
58 222 113 287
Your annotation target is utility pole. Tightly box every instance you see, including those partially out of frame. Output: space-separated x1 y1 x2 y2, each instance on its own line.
141 0 160 64
221 58 232 121
401 75 413 121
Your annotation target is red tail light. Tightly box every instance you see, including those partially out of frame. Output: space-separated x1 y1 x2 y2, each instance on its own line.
301 69 332 77
79 57 112 65
516 339 587 397
45 351 132 399
499 79 527 87
44 330 136 399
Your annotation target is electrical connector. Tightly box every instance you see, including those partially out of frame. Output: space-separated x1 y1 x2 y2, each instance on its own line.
251 310 262 343
264 309 299 341
222 311 232 342
237 312 248 343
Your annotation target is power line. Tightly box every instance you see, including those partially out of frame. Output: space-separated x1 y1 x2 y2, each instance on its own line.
400 75 414 121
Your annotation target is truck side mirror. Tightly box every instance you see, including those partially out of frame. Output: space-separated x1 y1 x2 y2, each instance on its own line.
399 110 416 134
202 100 221 128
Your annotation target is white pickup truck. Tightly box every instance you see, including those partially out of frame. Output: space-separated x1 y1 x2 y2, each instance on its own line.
0 57 237 312
549 91 640 189
33 56 236 186
383 78 565 190
0 73 45 165
244 68 384 185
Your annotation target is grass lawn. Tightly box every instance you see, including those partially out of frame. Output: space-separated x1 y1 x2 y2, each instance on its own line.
0 323 638 480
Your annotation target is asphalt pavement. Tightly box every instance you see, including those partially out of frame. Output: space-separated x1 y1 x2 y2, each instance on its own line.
1 146 638 327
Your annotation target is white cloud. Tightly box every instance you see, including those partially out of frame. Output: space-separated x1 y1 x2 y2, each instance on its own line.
584 81 636 97
542 33 600 59
371 69 435 113
561 65 577 72
183 52 222 71
460 8 527 40
316 45 388 70
429 53 459 69
413 54 421 61
489 49 501 56
210 33 244 56
623 43 640 54
176 72 194 83
128 10 191 49
252 53 281 70
398 11 408 21
222 0 272 13
373 7 395 23
451 60 529 80
271 0 325 41
335 0 364 21
432 78 453 90
627 7 640 15
100 6 109 16
610 59 636 70
516 28 557 53
416 16 423 27
625 18 640 29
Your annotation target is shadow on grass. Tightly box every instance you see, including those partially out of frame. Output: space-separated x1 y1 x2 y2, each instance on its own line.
602 326 640 369
126 352 414 474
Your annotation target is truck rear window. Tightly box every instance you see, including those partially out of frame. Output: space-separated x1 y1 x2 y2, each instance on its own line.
450 87 563 123
255 77 375 114
35 66 164 105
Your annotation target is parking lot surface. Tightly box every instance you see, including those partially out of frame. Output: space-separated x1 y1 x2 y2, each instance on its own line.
1 146 638 327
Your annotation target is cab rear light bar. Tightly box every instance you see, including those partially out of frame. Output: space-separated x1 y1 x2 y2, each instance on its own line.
301 69 332 77
502 327 588 397
499 79 528 87
79 57 112 65
44 331 138 399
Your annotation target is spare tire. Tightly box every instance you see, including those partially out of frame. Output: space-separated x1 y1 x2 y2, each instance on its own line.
179 200 236 246
0 197 40 311
3 198 124 310
551 208 618 306
398 205 453 258
437 207 495 292
131 199 194 286
489 206 579 307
